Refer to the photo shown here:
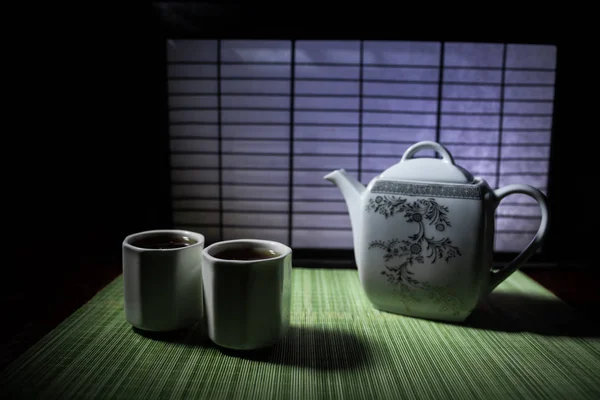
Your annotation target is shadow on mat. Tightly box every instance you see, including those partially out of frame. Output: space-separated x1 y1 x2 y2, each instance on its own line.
463 291 600 338
216 326 373 370
133 324 373 370
132 323 211 345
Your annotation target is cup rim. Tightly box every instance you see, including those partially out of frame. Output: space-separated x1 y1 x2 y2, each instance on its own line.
203 239 292 264
123 229 205 252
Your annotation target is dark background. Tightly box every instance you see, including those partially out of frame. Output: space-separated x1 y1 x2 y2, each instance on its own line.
2 3 594 369
18 4 586 267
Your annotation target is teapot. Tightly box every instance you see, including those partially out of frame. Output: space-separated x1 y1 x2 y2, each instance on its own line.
324 141 549 322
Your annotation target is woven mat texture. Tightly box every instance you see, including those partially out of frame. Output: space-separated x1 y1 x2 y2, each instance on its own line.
1 269 599 400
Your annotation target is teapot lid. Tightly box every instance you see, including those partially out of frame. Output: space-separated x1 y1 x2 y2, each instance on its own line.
379 141 474 184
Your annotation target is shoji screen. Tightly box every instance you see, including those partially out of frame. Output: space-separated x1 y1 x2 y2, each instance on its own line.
167 40 556 252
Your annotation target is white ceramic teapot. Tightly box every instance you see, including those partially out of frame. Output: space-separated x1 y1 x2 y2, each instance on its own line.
324 141 549 322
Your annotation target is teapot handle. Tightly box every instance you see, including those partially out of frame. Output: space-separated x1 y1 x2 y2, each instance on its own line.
487 184 550 293
401 141 455 164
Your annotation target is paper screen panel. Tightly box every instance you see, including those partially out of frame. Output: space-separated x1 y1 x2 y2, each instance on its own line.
167 40 556 252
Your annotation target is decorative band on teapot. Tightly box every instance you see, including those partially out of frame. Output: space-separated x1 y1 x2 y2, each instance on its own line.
371 180 482 200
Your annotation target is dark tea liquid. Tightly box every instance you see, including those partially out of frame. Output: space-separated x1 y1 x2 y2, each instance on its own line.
131 234 197 250
213 247 280 261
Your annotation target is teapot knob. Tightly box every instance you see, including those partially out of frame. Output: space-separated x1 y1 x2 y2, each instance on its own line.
400 141 455 165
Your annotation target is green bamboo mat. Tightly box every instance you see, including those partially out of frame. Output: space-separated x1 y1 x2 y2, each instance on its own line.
1 269 599 400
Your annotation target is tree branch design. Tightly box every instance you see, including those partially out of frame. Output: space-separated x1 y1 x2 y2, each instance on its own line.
365 195 407 218
421 282 464 317
367 196 461 286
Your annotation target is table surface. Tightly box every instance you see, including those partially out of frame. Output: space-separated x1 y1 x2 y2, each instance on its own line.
1 268 599 400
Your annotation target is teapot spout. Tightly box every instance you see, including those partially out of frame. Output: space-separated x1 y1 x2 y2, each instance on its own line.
324 169 366 256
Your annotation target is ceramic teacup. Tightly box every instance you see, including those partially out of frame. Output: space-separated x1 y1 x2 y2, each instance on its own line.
122 229 205 332
202 239 292 350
